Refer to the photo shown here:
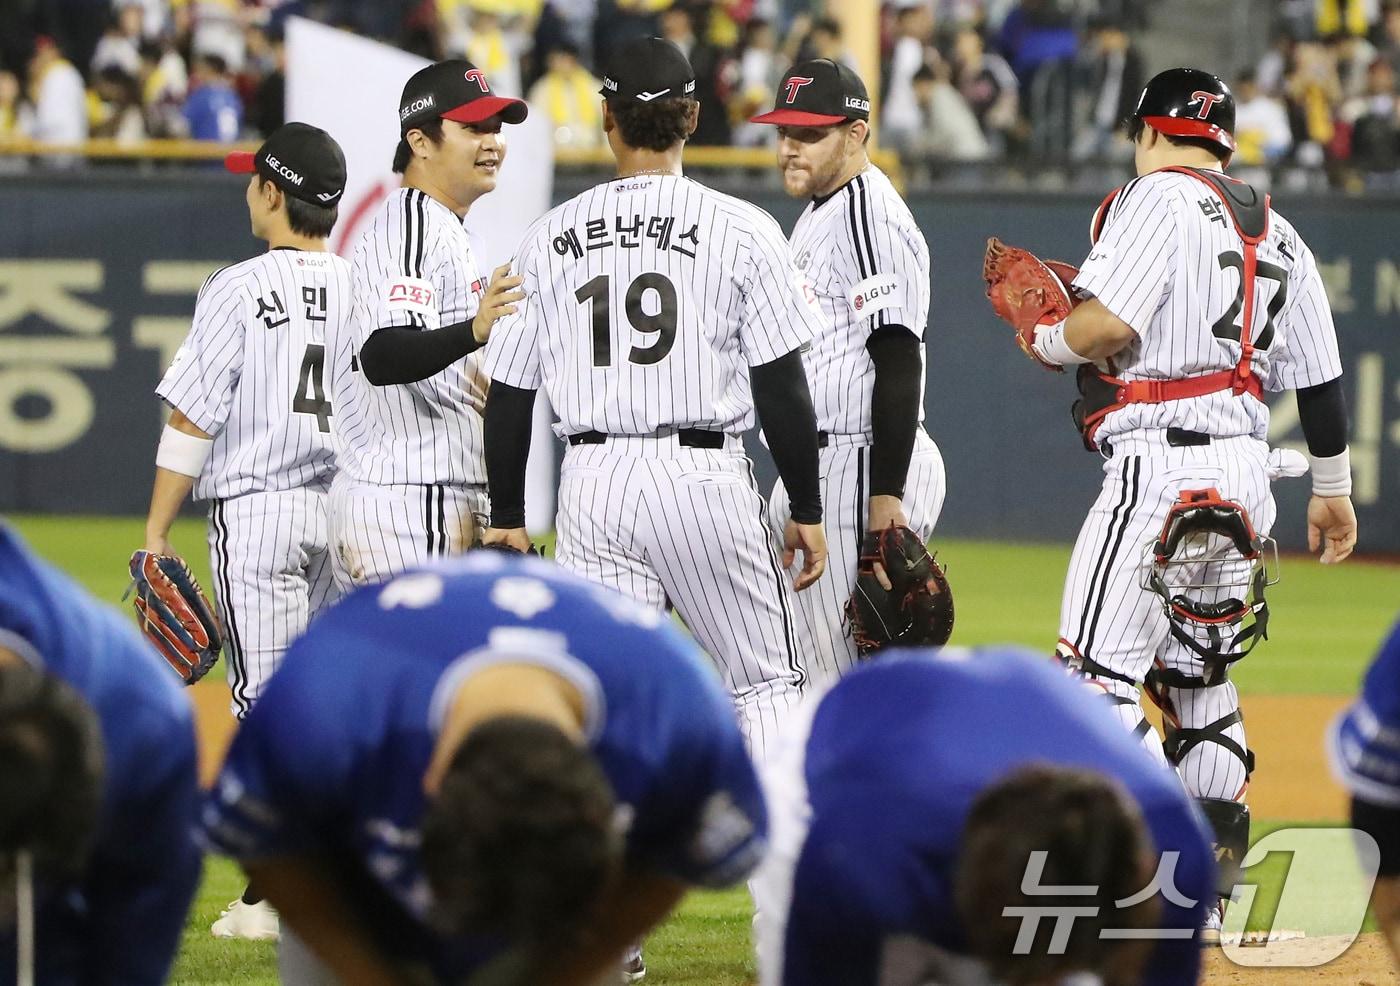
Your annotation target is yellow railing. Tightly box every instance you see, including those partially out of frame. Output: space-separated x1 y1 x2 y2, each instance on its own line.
0 138 905 189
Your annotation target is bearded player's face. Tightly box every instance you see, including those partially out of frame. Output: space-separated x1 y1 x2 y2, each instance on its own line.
776 123 856 198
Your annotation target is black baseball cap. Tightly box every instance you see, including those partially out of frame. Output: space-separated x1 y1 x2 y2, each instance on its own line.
599 37 696 103
224 122 347 205
398 59 528 135
751 58 871 127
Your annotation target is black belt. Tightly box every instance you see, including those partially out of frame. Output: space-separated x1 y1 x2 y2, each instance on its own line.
1103 428 1212 457
817 431 871 448
567 428 725 449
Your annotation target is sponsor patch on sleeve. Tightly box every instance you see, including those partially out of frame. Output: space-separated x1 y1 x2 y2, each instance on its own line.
847 272 902 316
385 276 437 317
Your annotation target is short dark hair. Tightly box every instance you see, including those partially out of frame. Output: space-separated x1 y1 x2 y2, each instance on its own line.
0 664 104 884
1125 116 1231 162
954 764 1158 986
256 176 339 237
393 117 443 173
421 717 620 945
610 96 697 152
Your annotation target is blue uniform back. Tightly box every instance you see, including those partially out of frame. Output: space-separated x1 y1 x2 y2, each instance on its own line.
203 553 766 978
786 648 1214 986
1331 618 1400 808
0 523 200 986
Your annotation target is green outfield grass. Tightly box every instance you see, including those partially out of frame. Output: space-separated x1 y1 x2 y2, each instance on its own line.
8 515 1398 985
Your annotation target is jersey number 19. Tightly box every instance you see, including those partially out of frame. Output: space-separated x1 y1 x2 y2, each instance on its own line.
575 272 678 368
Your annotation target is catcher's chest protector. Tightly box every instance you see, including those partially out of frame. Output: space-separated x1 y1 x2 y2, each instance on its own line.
1073 167 1270 451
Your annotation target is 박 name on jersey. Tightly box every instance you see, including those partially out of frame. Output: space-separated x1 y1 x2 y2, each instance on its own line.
847 272 902 315
385 276 437 316
553 215 702 260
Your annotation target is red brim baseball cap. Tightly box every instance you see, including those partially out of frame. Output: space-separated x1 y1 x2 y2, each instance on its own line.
399 59 529 133
223 122 348 205
751 58 870 127
441 94 528 126
223 151 256 172
1141 115 1237 152
749 108 848 126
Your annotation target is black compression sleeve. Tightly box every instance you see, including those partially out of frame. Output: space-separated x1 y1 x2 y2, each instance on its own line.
1352 796 1400 876
1295 376 1350 457
866 325 923 498
483 381 535 528
751 349 821 524
357 320 483 386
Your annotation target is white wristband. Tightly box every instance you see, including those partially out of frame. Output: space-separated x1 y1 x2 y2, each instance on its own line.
1308 447 1351 497
156 424 213 478
1031 320 1092 366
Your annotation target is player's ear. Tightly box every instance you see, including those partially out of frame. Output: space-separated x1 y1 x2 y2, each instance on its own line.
406 127 431 161
684 99 699 139
601 100 615 134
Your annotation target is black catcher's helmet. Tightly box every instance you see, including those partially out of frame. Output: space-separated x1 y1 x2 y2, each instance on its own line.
1130 67 1236 155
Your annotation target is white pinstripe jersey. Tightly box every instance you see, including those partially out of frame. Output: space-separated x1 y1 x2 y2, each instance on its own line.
1074 169 1343 442
788 165 930 435
482 174 819 435
156 249 348 501
331 188 488 486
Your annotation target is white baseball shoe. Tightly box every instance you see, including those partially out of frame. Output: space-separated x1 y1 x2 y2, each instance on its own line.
210 898 280 941
621 944 646 982
1199 898 1224 947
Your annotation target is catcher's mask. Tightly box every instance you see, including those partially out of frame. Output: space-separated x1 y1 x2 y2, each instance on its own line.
1142 489 1277 670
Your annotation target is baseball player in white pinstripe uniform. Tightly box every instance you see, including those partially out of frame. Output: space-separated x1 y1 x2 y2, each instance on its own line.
144 122 350 940
326 59 527 588
1004 69 1358 937
481 38 828 767
751 60 946 684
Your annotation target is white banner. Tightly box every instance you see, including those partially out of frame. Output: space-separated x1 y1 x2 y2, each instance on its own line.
285 17 558 532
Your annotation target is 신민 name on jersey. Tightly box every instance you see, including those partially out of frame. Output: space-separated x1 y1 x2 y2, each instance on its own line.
847 273 901 315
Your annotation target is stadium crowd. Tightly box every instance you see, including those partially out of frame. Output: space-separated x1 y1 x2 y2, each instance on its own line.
0 0 1399 188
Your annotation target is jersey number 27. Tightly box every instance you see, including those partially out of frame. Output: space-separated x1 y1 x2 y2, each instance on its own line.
1212 250 1287 352
575 273 678 367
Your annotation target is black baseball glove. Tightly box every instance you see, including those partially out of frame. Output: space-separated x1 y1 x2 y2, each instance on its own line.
846 526 954 657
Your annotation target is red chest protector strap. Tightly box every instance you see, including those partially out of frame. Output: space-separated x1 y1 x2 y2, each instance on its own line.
1078 168 1270 450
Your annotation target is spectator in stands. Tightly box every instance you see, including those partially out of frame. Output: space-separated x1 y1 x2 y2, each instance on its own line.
1318 0 1373 38
90 66 148 142
882 1 937 152
527 40 603 149
953 26 1019 152
1233 68 1294 165
138 39 187 137
796 15 848 65
1286 40 1343 167
243 25 284 137
910 60 991 161
595 0 669 64
1378 4 1400 75
1071 18 1142 161
660 3 734 146
461 7 528 97
731 18 782 146
27 36 88 144
1256 29 1296 96
1345 57 1400 175
0 71 28 141
183 53 242 141
172 0 248 72
1327 30 1379 100
91 3 145 77
996 0 1077 84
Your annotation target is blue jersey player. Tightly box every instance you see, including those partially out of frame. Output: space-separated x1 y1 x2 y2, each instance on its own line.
0 523 201 986
1329 618 1400 968
201 553 767 986
753 648 1215 986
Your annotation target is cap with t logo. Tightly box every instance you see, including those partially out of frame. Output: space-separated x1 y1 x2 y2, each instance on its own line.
224 122 348 206
599 37 697 103
750 58 871 127
397 59 528 135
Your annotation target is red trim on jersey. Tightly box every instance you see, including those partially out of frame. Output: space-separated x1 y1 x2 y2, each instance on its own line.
1141 114 1237 152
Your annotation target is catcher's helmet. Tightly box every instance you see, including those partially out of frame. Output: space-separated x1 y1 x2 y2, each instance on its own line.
1130 67 1236 154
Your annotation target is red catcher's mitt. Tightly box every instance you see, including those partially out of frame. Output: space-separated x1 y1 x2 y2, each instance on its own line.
846 525 954 658
126 550 222 684
982 237 1080 369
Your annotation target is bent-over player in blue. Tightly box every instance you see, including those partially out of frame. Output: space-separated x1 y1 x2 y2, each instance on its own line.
753 648 1215 986
1330 618 1400 967
0 523 201 986
201 552 767 985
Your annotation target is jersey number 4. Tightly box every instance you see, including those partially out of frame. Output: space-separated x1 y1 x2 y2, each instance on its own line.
1212 250 1287 351
575 273 678 367
292 344 332 433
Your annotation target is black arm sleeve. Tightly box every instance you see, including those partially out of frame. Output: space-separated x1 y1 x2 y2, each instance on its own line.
1352 796 1400 877
483 381 536 529
357 320 483 386
866 325 923 499
751 349 821 524
1295 376 1349 458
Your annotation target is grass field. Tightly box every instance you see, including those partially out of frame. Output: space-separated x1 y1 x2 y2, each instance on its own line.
8 514 1400 985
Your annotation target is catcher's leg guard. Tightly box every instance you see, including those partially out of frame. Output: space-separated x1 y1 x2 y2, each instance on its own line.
1056 640 1168 765
1198 797 1251 902
1147 664 1253 801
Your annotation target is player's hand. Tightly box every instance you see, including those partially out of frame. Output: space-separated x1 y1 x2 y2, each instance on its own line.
1308 494 1358 564
472 263 526 343
867 496 909 590
481 526 533 553
783 520 827 591
144 532 175 557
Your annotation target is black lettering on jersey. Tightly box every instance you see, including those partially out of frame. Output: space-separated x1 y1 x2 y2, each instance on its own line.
671 222 700 258
292 343 333 432
585 219 614 251
576 272 678 367
302 285 327 322
1198 197 1227 226
553 228 584 258
255 290 289 329
1212 250 1287 351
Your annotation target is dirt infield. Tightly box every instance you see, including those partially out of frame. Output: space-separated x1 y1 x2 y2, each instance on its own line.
190 685 1396 984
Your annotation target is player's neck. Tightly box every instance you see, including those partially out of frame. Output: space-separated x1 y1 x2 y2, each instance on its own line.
263 230 327 252
402 170 475 219
614 147 684 180
814 153 870 200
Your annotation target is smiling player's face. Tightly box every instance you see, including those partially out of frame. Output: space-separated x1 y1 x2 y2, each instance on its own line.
435 117 507 202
